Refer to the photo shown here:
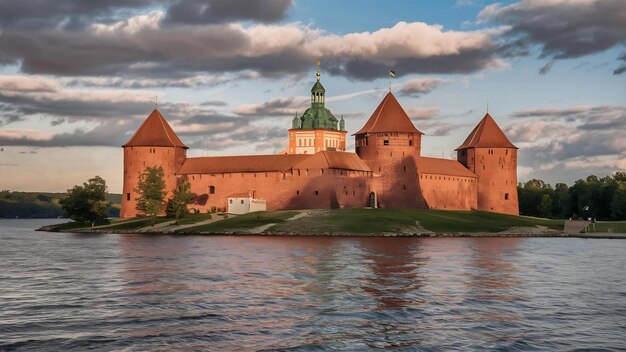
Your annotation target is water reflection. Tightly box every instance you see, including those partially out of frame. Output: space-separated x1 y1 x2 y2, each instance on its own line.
3 222 626 351
360 237 426 309
466 238 524 300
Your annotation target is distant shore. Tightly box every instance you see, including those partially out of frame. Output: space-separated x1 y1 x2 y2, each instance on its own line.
36 209 626 239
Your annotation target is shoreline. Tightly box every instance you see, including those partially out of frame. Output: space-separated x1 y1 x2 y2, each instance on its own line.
36 226 626 239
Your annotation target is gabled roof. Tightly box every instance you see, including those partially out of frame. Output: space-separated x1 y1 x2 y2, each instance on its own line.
456 113 517 150
176 151 371 175
416 157 478 178
293 151 371 171
354 92 423 135
123 109 187 148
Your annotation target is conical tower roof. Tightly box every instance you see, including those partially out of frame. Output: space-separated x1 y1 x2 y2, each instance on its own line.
354 92 423 135
123 109 187 148
456 113 517 150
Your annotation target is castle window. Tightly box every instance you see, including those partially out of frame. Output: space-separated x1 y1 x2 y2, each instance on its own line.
241 200 244 204
403 185 406 190
229 199 233 204
315 190 319 195
365 137 369 146
383 139 389 145
483 165 486 170
505 193 509 200
506 149 509 155
353 191 355 196
403 165 406 172
409 139 413 146
297 190 300 195
209 186 215 194
127 193 130 201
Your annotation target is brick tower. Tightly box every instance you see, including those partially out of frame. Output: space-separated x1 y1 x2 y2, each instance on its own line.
354 92 426 208
120 109 188 218
287 72 347 154
456 113 518 215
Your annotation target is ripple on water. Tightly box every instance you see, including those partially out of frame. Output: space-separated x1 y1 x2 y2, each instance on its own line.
1 222 625 351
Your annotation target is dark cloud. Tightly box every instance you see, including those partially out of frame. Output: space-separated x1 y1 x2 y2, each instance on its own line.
0 0 291 30
399 78 445 97
538 60 555 75
0 0 161 29
614 52 626 75
481 0 626 73
165 0 292 25
200 100 227 107
0 90 152 121
505 105 626 174
326 46 501 80
233 96 307 117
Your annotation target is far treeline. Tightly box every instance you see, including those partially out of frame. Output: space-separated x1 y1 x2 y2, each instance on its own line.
0 190 121 219
518 172 626 220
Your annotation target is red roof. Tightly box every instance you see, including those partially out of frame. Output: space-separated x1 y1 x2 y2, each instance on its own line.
416 157 478 178
354 92 423 135
176 151 370 174
123 109 187 148
227 192 252 198
456 113 517 150
293 151 371 171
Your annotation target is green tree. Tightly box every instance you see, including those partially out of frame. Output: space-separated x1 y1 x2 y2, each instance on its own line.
537 194 553 218
554 183 572 218
60 176 111 227
166 177 196 224
610 184 626 220
135 166 167 226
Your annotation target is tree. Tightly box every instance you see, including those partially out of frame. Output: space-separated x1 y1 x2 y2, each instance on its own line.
537 194 553 218
60 176 111 227
135 166 167 226
610 185 626 220
166 177 196 224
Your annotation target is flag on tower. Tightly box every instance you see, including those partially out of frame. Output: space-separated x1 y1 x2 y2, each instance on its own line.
389 70 396 78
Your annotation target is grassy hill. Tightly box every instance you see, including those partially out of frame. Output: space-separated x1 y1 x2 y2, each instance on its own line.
56 209 564 234
0 191 122 218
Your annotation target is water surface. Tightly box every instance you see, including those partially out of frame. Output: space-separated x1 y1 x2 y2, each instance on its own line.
1 219 625 351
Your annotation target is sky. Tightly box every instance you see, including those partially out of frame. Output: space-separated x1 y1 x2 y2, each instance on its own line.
0 0 624 193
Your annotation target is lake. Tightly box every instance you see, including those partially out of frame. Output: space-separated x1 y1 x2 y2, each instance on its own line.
1 219 625 351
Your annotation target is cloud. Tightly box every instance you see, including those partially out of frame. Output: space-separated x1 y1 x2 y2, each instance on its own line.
538 60 555 75
0 128 54 141
406 107 439 120
164 0 293 25
399 78 446 97
0 18 505 80
233 96 308 117
0 0 159 29
505 104 626 177
0 0 292 30
480 0 626 74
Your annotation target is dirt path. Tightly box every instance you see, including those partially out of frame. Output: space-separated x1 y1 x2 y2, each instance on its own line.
158 214 231 232
246 210 314 234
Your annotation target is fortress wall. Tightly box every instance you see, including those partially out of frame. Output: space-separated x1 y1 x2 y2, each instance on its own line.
120 146 186 218
418 174 478 211
183 169 372 212
472 148 519 215
356 133 426 208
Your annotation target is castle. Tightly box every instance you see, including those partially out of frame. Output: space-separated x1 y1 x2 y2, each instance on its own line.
120 75 519 218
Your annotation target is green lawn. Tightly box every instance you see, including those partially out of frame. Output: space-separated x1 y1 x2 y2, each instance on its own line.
276 209 564 234
179 211 299 233
589 221 626 233
175 213 215 225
